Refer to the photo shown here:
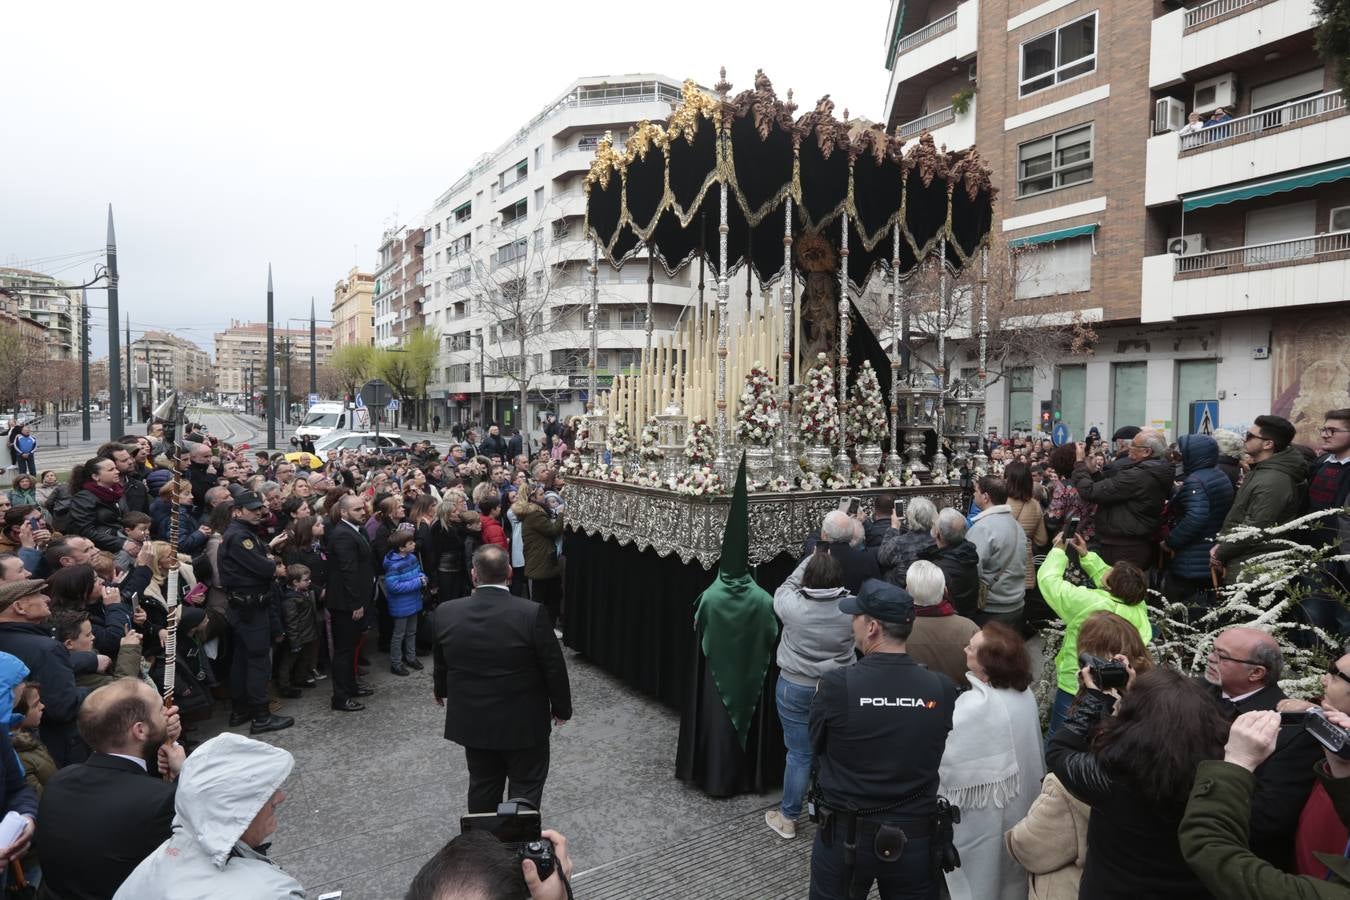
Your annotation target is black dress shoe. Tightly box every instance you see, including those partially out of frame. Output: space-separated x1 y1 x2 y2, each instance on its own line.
390 664 409 677
277 686 303 699
228 711 252 727
331 699 365 712
355 685 376 697
403 657 424 671
250 713 295 734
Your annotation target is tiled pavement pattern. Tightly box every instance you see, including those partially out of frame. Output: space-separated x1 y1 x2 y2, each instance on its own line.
216 647 789 899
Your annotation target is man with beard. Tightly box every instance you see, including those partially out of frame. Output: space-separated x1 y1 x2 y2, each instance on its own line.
36 679 185 900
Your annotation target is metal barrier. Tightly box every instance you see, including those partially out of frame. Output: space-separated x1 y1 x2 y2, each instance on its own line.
1175 230 1350 273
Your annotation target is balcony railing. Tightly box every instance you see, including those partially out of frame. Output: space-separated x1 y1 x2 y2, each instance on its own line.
1185 0 1258 28
895 11 957 58
1175 230 1350 274
1179 90 1346 151
897 106 956 141
553 141 624 161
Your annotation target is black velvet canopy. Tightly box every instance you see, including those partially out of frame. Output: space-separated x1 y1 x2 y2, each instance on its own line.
584 71 998 290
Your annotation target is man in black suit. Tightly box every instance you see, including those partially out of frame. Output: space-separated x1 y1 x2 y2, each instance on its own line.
329 494 376 712
433 545 572 813
1201 626 1323 870
37 679 185 900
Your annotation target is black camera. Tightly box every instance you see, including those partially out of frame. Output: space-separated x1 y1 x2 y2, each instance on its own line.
460 800 556 882
518 839 556 881
1302 708 1350 760
1078 653 1129 691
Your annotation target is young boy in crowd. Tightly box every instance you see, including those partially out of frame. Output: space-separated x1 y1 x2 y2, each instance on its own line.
52 608 144 687
381 531 426 677
113 511 153 572
11 681 54 799
278 564 320 698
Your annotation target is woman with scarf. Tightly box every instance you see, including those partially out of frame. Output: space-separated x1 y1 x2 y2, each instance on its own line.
939 622 1044 900
67 456 129 553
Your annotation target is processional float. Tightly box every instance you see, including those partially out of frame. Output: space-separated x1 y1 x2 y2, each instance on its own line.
562 70 998 568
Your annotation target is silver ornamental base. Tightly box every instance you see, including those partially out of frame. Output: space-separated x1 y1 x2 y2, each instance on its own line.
745 445 774 483
803 443 831 474
856 442 883 474
609 450 627 474
903 427 929 473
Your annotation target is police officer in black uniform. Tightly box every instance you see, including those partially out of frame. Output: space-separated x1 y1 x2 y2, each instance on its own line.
809 578 959 900
219 490 294 734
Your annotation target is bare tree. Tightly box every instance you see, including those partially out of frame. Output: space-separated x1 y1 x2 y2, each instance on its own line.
314 363 345 400
0 322 36 416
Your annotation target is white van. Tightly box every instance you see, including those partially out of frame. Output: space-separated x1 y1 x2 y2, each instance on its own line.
295 402 349 442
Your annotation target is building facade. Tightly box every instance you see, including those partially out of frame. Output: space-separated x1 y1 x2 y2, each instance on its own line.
213 321 334 401
0 267 85 360
418 74 697 435
331 267 375 349
883 0 1348 446
129 331 212 396
374 226 427 347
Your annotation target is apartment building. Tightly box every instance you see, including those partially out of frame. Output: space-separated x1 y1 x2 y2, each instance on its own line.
213 321 334 400
883 0 1347 446
419 74 697 433
0 267 85 360
129 331 212 394
374 226 427 347
332 267 375 349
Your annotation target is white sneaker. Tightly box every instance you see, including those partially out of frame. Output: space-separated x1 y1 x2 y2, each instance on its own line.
765 808 796 839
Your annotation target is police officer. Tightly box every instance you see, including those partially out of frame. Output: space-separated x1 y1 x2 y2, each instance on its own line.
809 578 959 900
220 490 294 735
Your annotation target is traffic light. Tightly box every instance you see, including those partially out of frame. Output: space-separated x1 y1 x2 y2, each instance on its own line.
1051 389 1063 422
1040 400 1053 431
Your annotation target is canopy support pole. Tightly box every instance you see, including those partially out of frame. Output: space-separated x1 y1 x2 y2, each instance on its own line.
645 251 655 360
713 180 730 477
834 214 851 479
933 237 949 476
973 242 990 471
588 239 599 413
886 224 903 475
776 198 795 480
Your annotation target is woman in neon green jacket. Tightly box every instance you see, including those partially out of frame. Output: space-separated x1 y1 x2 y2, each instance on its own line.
1037 531 1152 736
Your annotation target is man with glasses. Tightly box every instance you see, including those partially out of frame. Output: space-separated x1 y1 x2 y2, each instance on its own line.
1211 414 1309 583
1279 649 1350 876
1072 427 1173 571
1201 626 1321 869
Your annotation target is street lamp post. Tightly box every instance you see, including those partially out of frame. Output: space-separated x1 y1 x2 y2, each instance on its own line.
106 206 124 439
265 265 276 449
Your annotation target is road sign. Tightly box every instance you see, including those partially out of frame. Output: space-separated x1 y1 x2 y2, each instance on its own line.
386 398 401 412
353 394 365 409
1190 400 1219 435
358 378 390 410
1052 423 1071 447
307 393 320 407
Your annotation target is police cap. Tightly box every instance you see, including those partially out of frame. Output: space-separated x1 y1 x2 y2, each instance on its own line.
839 578 915 625
234 490 265 510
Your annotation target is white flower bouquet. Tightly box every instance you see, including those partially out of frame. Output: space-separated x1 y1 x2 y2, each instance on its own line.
684 417 715 467
798 352 839 447
848 360 887 444
735 363 780 446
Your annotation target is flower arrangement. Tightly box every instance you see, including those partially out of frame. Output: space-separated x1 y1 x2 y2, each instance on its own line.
820 470 847 491
639 417 663 462
633 468 665 488
850 470 877 489
668 466 724 496
848 360 887 444
798 471 823 492
930 468 949 485
684 417 715 467
798 352 839 447
766 475 794 493
880 469 904 489
572 416 591 452
607 419 632 456
903 468 922 487
735 364 780 446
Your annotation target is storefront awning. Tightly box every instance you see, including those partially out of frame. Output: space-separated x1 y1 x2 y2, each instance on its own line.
1182 163 1350 211
1008 222 1098 248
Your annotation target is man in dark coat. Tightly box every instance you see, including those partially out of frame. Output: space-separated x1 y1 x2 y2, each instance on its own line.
1072 428 1173 570
1163 434 1235 613
808 510 880 594
1102 425 1140 477
1201 626 1322 870
328 494 376 712
0 580 93 766
478 424 509 460
1212 415 1310 583
432 544 571 813
862 494 895 549
185 441 218 515
1303 408 1350 637
920 507 982 619
37 679 183 900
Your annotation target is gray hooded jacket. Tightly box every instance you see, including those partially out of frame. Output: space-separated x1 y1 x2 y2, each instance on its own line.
113 732 303 900
773 555 856 686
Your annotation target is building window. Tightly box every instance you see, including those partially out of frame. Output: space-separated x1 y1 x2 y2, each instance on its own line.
453 201 471 223
1017 124 1093 197
449 234 471 256
1008 367 1034 434
616 307 647 329
501 198 527 227
1014 236 1093 299
500 159 528 191
494 238 528 269
1019 12 1097 97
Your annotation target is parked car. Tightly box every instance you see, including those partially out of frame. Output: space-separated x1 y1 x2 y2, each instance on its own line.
313 431 408 454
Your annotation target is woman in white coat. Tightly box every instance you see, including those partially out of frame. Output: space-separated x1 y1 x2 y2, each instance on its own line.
939 622 1045 900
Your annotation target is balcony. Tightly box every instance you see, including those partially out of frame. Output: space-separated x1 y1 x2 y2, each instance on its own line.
884 0 979 126
1144 92 1350 205
897 96 977 151
1140 232 1350 321
1150 0 1318 88
894 11 957 59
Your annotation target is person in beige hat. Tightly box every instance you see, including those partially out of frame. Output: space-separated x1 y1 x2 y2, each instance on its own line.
0 579 100 765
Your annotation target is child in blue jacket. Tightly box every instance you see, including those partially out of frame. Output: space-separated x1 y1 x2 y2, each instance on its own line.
382 529 426 676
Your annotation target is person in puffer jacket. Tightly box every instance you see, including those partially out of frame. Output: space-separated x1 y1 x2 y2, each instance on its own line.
764 547 856 840
1163 434 1235 614
382 530 426 677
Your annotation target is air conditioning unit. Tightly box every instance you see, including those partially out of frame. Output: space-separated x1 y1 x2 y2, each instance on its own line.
1155 97 1187 134
1169 234 1207 256
1193 73 1238 114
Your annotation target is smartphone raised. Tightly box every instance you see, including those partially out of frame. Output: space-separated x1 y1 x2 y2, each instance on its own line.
1062 517 1080 542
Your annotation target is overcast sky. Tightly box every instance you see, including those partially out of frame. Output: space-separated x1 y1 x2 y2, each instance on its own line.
1 1 889 358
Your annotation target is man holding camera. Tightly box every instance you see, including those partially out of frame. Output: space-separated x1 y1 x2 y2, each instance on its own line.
808 578 959 900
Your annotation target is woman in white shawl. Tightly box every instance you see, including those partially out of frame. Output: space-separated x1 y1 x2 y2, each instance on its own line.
940 622 1044 900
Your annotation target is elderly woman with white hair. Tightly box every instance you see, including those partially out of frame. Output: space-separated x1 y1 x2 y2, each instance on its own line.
877 496 937 589
903 559 979 686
